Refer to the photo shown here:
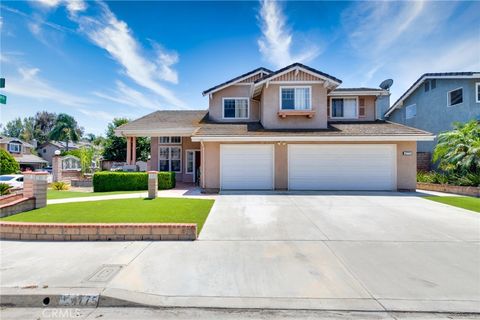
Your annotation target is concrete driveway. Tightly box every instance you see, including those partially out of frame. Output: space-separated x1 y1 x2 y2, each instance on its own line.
1 192 479 313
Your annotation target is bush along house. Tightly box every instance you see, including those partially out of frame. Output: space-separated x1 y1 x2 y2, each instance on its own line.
115 63 434 192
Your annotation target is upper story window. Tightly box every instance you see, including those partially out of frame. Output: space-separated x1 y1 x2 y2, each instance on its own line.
476 83 480 103
280 87 311 110
406 104 417 119
223 98 249 119
330 97 358 119
8 143 21 153
448 88 463 107
159 136 181 144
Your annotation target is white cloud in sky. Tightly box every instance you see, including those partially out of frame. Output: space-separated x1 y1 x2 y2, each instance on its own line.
78 108 113 121
5 66 91 107
257 0 320 68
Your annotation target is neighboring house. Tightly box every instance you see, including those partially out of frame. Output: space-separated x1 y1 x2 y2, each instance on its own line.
38 141 83 165
0 136 48 171
385 72 480 170
115 63 433 192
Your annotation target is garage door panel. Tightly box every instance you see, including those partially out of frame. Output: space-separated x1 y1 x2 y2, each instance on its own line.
221 145 274 190
289 145 396 191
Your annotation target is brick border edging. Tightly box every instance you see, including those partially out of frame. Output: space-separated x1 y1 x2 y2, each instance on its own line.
0 222 197 241
417 182 480 197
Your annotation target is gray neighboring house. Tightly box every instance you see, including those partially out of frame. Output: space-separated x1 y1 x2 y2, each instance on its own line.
38 141 81 165
384 72 480 170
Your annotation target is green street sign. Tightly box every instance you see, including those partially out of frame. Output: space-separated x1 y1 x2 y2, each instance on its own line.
0 78 4 88
0 94 6 104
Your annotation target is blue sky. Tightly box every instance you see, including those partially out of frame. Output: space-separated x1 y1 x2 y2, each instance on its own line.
1 0 479 135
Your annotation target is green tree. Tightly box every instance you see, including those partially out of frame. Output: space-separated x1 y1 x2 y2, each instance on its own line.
2 118 23 138
103 118 150 162
0 149 20 174
49 113 82 151
433 120 480 173
34 111 57 145
20 117 35 142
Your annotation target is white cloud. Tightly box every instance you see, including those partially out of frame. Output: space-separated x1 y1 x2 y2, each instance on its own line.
257 0 320 68
78 108 112 121
65 0 87 15
5 66 91 107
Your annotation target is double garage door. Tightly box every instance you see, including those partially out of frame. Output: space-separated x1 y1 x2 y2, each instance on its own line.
220 144 396 191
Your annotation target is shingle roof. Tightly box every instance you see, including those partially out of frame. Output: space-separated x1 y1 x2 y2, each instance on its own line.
385 72 480 116
202 67 273 96
254 62 342 85
14 154 48 164
0 136 34 148
193 120 431 137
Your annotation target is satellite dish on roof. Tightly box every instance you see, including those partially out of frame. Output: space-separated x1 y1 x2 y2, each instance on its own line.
379 79 394 90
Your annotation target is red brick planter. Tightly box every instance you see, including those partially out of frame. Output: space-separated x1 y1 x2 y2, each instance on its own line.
0 222 197 241
417 182 480 197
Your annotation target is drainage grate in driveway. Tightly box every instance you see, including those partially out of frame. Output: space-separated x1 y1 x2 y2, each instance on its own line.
84 265 123 283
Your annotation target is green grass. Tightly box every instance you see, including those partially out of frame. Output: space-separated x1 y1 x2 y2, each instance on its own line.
2 198 215 233
424 196 480 213
47 189 146 200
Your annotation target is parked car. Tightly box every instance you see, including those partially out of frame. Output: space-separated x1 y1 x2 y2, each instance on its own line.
35 169 53 183
0 174 24 189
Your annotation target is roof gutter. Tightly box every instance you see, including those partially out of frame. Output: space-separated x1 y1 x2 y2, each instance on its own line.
191 135 435 142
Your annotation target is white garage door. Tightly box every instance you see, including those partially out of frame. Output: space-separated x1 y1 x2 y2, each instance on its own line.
220 144 274 190
288 144 396 191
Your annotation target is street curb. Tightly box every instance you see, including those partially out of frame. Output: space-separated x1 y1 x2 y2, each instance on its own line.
0 288 102 308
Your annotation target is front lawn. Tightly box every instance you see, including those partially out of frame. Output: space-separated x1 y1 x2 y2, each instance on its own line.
424 196 480 213
2 198 215 233
47 190 146 200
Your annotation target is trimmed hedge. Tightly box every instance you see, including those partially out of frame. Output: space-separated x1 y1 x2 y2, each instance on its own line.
93 172 176 192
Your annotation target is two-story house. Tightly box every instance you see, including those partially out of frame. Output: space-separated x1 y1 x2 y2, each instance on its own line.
385 72 480 170
116 63 433 192
0 136 48 171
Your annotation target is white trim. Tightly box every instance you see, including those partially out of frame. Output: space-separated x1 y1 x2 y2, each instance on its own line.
202 70 270 96
271 80 326 84
255 65 342 87
222 97 250 120
287 144 397 191
219 144 275 190
8 143 21 153
158 136 182 145
405 104 417 119
447 87 464 107
192 135 435 142
279 86 312 111
329 90 389 97
475 82 480 103
114 129 196 137
329 96 359 119
386 73 480 116
185 149 201 182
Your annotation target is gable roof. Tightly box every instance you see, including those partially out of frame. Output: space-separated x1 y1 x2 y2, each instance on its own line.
0 136 34 148
385 72 480 117
202 67 273 96
254 62 342 85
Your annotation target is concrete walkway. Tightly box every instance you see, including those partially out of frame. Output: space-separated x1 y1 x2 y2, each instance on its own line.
2 192 479 313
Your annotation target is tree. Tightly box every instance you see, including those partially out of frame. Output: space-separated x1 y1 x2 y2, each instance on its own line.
2 118 23 138
433 120 480 174
49 113 82 151
103 118 150 162
0 149 20 174
20 117 35 142
34 111 57 145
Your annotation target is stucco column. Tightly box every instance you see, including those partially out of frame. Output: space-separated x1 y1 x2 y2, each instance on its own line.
126 137 132 165
52 154 62 182
147 171 158 199
23 172 48 208
132 137 137 165
150 137 159 171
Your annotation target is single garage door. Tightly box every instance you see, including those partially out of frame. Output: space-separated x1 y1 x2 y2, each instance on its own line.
220 144 274 190
288 144 396 191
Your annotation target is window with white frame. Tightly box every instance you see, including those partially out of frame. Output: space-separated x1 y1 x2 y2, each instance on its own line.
331 98 358 118
8 143 21 153
476 83 480 103
186 150 194 174
159 136 181 144
406 104 417 119
448 88 463 107
223 98 249 119
159 146 181 172
280 87 311 110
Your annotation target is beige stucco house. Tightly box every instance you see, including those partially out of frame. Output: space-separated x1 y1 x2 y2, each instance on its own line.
116 63 434 192
0 136 48 170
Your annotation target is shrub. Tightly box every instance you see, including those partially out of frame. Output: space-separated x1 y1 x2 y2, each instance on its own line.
0 183 13 195
51 181 69 191
417 171 480 187
93 171 175 192
0 149 20 175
